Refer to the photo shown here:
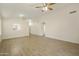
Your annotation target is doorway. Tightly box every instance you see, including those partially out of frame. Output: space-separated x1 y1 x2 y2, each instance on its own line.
42 22 46 37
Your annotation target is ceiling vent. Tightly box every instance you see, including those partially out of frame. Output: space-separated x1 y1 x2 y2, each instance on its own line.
69 10 77 14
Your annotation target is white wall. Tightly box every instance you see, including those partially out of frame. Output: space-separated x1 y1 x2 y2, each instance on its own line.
2 18 29 39
0 17 1 41
0 18 1 35
31 4 79 44
31 20 43 36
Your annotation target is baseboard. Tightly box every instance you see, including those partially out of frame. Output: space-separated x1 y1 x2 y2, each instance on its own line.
45 34 79 44
2 35 29 40
31 33 79 44
31 33 43 36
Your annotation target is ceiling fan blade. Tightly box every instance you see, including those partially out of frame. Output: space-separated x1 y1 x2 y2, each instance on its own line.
48 7 53 10
35 6 43 8
48 3 56 5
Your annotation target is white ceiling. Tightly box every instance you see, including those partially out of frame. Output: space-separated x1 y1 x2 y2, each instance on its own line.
0 3 79 19
0 3 43 19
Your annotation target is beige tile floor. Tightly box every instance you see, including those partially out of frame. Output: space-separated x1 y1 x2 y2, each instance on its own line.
0 35 79 56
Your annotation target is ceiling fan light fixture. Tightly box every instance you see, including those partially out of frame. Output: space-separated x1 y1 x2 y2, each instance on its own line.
35 3 55 12
42 6 48 12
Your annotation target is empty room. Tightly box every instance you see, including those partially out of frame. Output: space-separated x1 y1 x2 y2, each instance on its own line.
0 3 79 56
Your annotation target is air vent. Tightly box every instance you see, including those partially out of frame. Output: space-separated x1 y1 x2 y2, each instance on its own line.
69 10 77 14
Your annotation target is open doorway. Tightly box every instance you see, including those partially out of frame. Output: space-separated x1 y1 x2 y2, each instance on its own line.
41 22 46 37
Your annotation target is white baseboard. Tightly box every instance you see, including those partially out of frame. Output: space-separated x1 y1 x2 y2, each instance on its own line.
45 34 79 44
31 33 43 36
31 33 79 44
2 35 29 40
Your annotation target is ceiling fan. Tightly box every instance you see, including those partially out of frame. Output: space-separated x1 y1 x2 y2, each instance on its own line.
35 3 55 12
